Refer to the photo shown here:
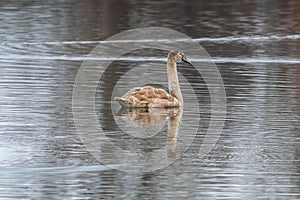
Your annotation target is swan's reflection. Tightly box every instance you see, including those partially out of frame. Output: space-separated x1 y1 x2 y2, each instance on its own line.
114 107 183 158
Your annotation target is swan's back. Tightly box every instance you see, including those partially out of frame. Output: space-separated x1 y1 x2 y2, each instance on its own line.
114 86 180 108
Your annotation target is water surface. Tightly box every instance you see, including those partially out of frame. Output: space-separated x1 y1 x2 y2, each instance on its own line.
0 0 299 199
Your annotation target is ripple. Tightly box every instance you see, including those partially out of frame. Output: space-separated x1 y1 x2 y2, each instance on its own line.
0 164 118 175
1 34 300 45
1 56 300 64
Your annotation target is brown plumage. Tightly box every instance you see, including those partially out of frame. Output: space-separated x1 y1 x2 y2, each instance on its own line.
115 86 179 108
114 50 192 108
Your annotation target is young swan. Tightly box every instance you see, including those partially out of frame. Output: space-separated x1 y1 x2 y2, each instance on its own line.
114 50 192 108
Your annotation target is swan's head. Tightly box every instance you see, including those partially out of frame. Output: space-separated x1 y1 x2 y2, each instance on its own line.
168 50 192 65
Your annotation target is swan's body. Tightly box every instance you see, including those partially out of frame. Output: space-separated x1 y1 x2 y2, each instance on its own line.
114 50 191 108
115 86 180 108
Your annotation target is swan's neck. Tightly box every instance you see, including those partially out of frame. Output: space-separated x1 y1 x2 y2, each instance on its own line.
167 59 183 106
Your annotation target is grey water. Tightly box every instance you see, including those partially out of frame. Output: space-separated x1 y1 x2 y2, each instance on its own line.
0 0 300 199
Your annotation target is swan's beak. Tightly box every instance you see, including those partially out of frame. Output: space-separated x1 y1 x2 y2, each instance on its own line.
182 55 192 66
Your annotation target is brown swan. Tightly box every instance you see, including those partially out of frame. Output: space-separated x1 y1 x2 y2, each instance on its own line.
114 50 191 108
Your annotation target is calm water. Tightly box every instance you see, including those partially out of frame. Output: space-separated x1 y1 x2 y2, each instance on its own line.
0 0 300 199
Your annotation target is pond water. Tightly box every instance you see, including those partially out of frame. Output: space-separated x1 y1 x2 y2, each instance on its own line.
0 0 300 199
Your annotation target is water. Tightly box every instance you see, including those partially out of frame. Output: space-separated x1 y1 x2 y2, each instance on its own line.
0 0 300 199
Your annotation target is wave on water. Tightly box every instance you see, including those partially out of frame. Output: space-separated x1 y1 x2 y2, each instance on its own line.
1 34 300 45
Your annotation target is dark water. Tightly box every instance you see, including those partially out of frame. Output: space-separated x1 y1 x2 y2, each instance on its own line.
1 0 300 199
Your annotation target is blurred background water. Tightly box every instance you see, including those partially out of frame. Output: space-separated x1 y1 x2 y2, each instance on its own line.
0 0 300 199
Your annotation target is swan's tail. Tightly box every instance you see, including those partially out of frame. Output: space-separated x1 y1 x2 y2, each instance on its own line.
114 97 130 107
